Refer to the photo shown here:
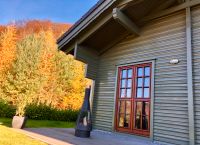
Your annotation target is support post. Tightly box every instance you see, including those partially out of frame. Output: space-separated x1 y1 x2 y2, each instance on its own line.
74 41 78 59
186 6 195 145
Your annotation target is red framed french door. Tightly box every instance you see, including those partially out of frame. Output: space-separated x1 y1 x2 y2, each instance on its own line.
115 63 152 137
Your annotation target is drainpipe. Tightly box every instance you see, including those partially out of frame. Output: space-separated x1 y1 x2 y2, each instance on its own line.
186 5 195 145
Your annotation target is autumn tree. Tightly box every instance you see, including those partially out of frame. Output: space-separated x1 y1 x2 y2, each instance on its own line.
37 30 86 109
0 26 17 80
1 34 43 116
36 30 58 105
0 21 87 111
54 52 86 110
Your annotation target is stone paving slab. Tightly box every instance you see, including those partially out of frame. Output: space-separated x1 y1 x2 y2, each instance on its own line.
15 128 158 145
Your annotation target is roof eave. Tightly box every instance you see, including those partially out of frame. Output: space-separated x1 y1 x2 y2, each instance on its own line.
57 0 116 52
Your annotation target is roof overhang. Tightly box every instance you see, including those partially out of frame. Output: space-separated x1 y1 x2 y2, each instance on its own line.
57 0 116 51
57 0 146 53
57 0 200 54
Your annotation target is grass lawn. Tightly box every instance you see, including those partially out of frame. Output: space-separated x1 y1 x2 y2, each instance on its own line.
0 125 47 145
0 117 75 128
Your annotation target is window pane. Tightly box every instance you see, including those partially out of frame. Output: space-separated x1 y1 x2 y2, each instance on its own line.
135 115 141 129
137 67 143 77
121 79 126 88
126 101 131 114
136 102 142 116
145 67 150 76
143 102 150 116
119 101 125 113
137 88 142 98
144 88 150 98
124 115 130 128
142 116 149 130
119 114 124 127
137 78 143 87
122 70 127 78
120 89 126 98
127 79 132 88
144 77 150 87
127 69 133 78
126 89 131 98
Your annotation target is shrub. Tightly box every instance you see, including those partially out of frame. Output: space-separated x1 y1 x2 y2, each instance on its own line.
25 104 79 122
0 101 79 122
0 100 16 118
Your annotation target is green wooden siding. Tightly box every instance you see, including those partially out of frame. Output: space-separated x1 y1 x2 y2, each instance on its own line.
92 11 189 145
192 5 200 145
75 46 99 80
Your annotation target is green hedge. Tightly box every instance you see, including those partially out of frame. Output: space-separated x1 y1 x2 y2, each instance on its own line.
26 104 79 122
0 101 79 122
0 101 16 118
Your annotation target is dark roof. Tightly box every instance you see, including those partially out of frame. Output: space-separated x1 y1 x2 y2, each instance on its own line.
57 0 106 43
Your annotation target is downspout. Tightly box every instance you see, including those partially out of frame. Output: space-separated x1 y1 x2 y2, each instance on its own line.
186 5 195 145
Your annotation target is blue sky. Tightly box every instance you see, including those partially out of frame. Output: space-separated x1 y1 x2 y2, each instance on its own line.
0 0 99 25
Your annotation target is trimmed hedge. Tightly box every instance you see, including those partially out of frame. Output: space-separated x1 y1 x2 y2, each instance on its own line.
26 104 79 122
0 101 79 122
0 101 16 118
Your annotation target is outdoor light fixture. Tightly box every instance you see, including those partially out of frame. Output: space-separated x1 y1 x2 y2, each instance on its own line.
75 88 92 138
170 59 179 64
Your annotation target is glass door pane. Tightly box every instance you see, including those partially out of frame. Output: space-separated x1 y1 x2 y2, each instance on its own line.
135 101 150 130
118 101 131 128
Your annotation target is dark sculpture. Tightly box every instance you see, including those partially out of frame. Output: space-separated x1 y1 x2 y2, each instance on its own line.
75 88 92 138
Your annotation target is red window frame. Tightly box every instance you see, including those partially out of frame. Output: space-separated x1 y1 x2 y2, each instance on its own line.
115 63 152 137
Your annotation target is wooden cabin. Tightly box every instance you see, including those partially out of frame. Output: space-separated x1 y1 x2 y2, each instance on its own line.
57 0 200 144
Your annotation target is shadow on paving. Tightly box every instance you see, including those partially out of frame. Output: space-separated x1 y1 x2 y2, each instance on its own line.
21 128 157 145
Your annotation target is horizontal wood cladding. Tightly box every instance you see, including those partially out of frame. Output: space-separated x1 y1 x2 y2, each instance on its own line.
92 11 189 145
75 46 99 80
192 5 200 145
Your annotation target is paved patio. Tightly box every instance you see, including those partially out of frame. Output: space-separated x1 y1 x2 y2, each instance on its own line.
15 128 159 145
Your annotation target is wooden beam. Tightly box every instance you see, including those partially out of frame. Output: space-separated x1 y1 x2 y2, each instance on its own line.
142 0 200 22
113 8 140 35
186 6 195 145
117 0 144 9
151 0 177 13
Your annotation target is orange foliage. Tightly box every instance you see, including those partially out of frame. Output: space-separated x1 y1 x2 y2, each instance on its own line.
14 20 71 40
0 20 71 78
36 32 87 110
0 26 17 75
0 26 6 32
0 20 89 110
38 30 58 105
